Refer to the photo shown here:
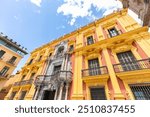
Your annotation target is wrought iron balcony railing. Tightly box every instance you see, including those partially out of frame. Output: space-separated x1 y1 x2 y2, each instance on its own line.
35 71 73 85
113 58 150 73
14 79 33 86
82 66 108 77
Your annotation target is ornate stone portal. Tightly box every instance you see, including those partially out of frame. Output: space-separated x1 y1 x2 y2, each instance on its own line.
33 40 73 100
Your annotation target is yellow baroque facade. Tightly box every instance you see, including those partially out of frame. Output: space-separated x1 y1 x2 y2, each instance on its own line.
4 9 150 100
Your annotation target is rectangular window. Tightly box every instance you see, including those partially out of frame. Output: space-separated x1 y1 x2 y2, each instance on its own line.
53 65 61 74
0 66 9 76
28 59 33 65
21 75 26 81
130 84 150 100
30 73 35 80
5 44 11 48
88 58 100 76
19 91 27 100
87 36 94 45
0 50 6 58
117 51 140 71
49 53 52 57
9 56 17 64
9 91 17 100
38 56 42 61
90 87 106 100
108 27 119 37
69 45 74 52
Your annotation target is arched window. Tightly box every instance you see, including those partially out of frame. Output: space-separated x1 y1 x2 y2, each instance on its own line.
56 46 64 57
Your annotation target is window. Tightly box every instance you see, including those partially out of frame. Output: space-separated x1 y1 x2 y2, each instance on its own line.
53 65 61 75
9 56 17 64
38 56 42 61
108 27 119 37
0 50 5 58
5 44 11 48
56 46 64 57
88 58 100 76
117 51 140 71
30 73 35 80
69 45 74 52
28 59 33 65
9 91 17 100
21 75 26 81
19 91 27 100
49 53 52 57
87 36 94 45
90 87 106 100
43 90 56 100
0 66 9 76
130 84 150 100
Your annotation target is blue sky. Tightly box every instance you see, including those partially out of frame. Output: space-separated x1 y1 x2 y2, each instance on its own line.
0 0 122 74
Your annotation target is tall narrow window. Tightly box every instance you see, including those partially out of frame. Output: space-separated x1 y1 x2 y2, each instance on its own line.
30 73 35 80
21 75 26 81
108 27 119 37
9 56 17 64
56 46 64 57
9 91 17 100
90 87 106 100
28 59 33 65
49 53 52 57
0 50 5 58
19 91 27 100
87 36 94 45
88 58 100 76
117 51 140 71
38 56 42 61
0 66 9 76
69 45 74 52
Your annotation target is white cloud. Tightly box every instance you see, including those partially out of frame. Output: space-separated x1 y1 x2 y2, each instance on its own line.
30 0 42 7
57 0 122 25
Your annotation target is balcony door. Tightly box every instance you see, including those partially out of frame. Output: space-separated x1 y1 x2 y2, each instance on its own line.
108 27 119 37
87 36 94 45
88 58 100 76
43 90 56 100
117 51 140 71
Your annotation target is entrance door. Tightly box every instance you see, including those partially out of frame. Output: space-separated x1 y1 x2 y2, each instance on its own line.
43 90 56 100
117 51 140 71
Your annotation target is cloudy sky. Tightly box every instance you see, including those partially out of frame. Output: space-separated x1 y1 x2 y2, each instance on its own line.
0 0 123 73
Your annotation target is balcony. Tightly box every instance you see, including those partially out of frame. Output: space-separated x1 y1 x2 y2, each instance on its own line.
35 71 73 86
13 79 33 86
6 61 16 66
113 58 150 81
82 66 109 83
